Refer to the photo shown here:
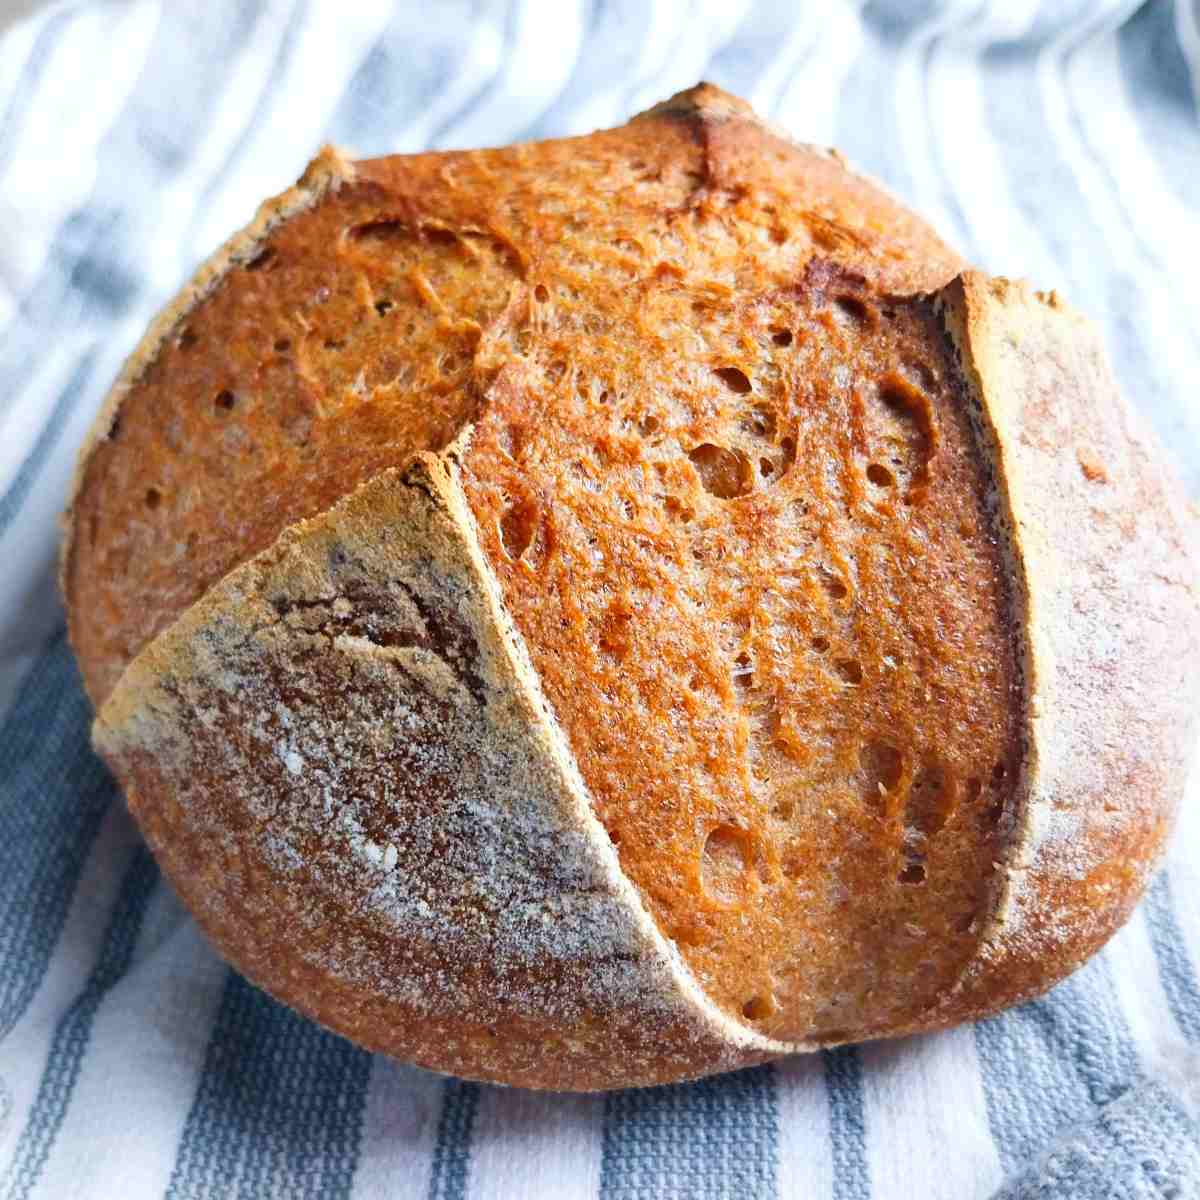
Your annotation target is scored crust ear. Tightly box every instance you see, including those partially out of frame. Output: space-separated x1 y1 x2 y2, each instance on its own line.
923 273 1200 1029
92 449 790 1090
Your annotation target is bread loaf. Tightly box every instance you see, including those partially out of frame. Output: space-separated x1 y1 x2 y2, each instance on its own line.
63 85 1199 1090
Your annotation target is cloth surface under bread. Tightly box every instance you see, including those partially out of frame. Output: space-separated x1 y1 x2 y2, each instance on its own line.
0 1 1198 1197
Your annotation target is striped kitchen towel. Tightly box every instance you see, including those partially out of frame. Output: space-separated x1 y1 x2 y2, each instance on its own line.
1 2 1198 1197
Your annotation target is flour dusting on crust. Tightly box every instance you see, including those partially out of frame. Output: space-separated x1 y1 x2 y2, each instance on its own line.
930 274 1200 1022
96 453 790 1089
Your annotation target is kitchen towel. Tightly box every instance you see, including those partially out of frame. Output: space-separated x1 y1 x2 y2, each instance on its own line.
0 2 1198 1197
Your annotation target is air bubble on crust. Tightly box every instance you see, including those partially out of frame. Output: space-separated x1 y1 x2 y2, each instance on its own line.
713 366 752 394
906 761 951 840
689 444 752 499
741 405 776 441
742 993 776 1021
858 741 903 812
835 659 863 685
873 371 937 495
500 498 539 560
834 295 874 327
663 495 694 522
701 824 755 904
346 217 408 243
738 404 794 485
245 246 277 272
905 359 936 389
732 652 754 690
899 761 952 884
820 570 848 601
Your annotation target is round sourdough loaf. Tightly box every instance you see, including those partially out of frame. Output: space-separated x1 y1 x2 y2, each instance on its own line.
63 85 1199 1089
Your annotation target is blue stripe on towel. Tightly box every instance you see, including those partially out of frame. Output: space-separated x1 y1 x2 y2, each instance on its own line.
824 1047 869 1200
327 2 485 153
0 3 266 532
428 0 520 149
975 957 1141 1174
0 349 98 537
1 845 159 1200
0 635 114 1040
427 1080 482 1200
1116 0 1200 212
165 971 371 1200
600 1064 778 1199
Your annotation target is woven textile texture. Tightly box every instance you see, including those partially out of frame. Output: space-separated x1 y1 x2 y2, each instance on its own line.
0 2 1198 1197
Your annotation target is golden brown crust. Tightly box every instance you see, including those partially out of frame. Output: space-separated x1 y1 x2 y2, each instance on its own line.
64 86 1200 1088
95 453 786 1090
60 146 355 631
457 263 1024 1043
63 83 963 707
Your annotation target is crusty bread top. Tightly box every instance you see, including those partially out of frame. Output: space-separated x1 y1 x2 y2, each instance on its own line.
457 261 1023 1041
66 85 1199 1084
64 83 964 707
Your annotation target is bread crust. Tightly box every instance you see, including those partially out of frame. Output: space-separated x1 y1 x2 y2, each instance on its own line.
62 83 965 707
88 272 1199 1084
94 451 789 1089
921 274 1200 1026
59 146 355 606
66 87 1199 1087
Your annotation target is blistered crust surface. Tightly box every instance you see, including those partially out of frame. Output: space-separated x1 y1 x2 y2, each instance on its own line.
95 456 782 1090
932 274 1200 1022
62 147 358 703
65 83 963 707
460 266 1024 1042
